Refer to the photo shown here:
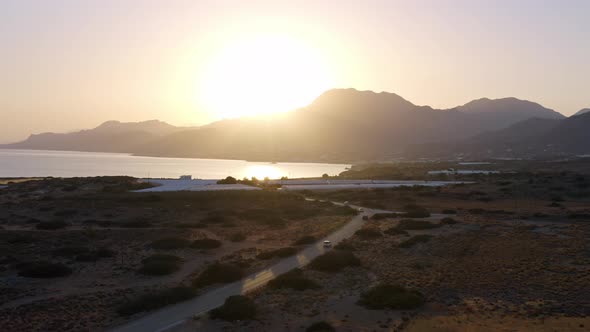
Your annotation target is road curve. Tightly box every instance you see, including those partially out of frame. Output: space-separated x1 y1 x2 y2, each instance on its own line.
109 203 389 332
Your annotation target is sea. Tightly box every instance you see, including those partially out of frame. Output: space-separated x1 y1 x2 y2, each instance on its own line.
0 149 350 179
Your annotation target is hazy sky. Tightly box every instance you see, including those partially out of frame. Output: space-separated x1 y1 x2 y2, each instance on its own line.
1 0 589 143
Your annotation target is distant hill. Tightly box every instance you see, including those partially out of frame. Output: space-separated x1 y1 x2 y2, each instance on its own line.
573 108 590 117
1 120 193 153
409 112 590 159
450 97 564 130
4 89 584 162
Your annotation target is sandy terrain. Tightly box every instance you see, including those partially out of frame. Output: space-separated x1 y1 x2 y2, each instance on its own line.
0 177 354 331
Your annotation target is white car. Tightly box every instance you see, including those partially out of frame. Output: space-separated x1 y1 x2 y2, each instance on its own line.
358 208 364 212
323 240 332 248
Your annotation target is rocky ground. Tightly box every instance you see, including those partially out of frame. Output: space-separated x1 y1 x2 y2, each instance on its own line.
0 177 352 331
179 172 590 331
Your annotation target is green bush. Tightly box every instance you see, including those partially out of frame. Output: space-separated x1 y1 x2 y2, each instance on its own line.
210 295 256 321
354 227 382 239
138 255 182 276
191 238 222 249
294 235 317 245
268 269 320 291
117 286 197 316
357 284 424 310
306 321 336 332
193 263 243 287
151 237 191 250
309 250 361 272
399 235 433 248
18 262 72 278
36 220 69 230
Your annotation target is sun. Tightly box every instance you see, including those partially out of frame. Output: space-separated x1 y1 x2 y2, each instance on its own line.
199 35 334 119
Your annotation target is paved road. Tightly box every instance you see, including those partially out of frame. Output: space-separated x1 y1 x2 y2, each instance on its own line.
110 203 389 332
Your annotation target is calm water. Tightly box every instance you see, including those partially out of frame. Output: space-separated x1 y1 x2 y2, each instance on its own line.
0 149 350 179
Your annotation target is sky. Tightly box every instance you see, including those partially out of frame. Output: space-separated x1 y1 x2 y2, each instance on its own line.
1 0 589 143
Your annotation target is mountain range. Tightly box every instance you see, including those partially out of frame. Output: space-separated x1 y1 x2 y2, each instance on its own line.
2 89 588 162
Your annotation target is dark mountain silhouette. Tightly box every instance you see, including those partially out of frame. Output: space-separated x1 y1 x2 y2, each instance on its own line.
409 113 590 159
2 120 193 153
573 108 590 117
3 89 584 162
451 97 564 130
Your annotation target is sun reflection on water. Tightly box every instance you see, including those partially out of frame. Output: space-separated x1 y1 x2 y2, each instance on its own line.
243 165 285 180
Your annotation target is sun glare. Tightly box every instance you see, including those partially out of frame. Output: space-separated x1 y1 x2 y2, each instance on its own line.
244 165 284 180
200 35 334 119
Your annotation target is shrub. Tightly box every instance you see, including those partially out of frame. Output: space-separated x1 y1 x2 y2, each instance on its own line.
53 209 78 217
96 247 116 258
18 262 72 278
36 220 69 230
210 295 256 321
138 255 182 276
53 246 89 257
396 219 440 230
120 220 152 228
568 213 590 219
371 213 399 220
467 208 485 215
309 250 361 272
217 176 238 184
399 235 433 248
117 286 197 316
402 204 430 218
193 263 243 287
175 222 206 229
201 215 227 224
442 209 456 214
294 235 317 245
331 206 358 216
384 227 409 236
354 227 382 239
334 241 355 251
268 269 320 291
306 321 336 332
256 247 298 260
75 253 100 262
66 247 115 261
229 233 246 242
141 254 181 265
357 284 424 310
191 238 222 250
440 217 458 225
151 237 191 250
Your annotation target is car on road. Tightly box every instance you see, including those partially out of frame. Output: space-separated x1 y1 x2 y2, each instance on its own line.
358 208 364 212
323 240 332 248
